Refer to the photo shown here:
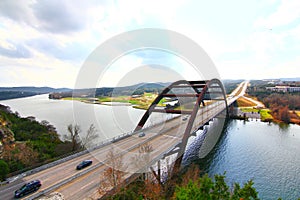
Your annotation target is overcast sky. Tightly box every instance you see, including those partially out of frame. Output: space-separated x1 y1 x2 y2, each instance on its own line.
0 0 299 88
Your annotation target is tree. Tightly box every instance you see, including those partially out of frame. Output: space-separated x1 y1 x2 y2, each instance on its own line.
103 163 262 200
64 124 99 151
0 159 9 181
142 175 163 200
98 148 127 196
131 142 153 173
64 124 81 151
231 180 258 200
81 124 99 149
278 106 290 123
40 120 56 132
174 173 259 200
181 164 200 187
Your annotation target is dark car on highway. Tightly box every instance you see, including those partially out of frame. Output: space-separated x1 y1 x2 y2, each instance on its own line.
14 180 41 198
138 131 145 137
76 160 93 170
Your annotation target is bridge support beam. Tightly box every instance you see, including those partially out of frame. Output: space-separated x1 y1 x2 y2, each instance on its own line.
150 160 163 187
134 79 228 180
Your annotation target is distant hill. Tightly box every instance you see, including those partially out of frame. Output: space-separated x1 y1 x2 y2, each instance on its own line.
49 82 171 99
0 87 71 93
49 80 246 99
0 87 71 100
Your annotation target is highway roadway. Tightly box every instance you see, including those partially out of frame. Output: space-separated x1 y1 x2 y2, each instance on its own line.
0 114 189 200
0 81 248 200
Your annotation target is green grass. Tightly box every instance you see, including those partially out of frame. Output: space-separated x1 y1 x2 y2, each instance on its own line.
260 109 273 121
240 107 273 121
144 93 154 97
240 107 259 113
98 96 112 102
62 97 85 101
98 93 158 109
98 96 130 103
128 99 139 104
63 93 160 110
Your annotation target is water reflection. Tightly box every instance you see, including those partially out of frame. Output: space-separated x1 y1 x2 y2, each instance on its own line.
183 110 228 165
185 119 300 199
278 122 290 132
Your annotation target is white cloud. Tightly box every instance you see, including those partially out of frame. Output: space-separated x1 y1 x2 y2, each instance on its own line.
254 0 300 28
0 0 299 88
0 45 80 87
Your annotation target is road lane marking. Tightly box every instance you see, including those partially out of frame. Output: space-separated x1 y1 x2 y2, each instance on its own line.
79 180 97 190
162 134 180 139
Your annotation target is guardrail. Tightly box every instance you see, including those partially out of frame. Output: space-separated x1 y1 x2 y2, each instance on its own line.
25 116 181 199
0 114 179 186
19 102 228 198
25 160 105 200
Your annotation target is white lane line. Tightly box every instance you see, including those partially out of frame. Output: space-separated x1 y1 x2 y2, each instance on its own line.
163 134 179 139
79 180 97 190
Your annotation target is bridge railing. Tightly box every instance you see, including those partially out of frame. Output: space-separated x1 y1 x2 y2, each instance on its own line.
1 112 180 185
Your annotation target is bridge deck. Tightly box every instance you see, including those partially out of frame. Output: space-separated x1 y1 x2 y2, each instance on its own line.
0 81 248 200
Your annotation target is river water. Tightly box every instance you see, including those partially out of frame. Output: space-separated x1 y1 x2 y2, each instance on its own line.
1 95 299 199
0 94 146 143
191 119 300 199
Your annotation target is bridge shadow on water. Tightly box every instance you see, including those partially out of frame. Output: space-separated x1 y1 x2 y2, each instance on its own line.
182 110 232 170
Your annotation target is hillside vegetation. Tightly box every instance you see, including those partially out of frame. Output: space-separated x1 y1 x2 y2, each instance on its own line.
0 104 72 180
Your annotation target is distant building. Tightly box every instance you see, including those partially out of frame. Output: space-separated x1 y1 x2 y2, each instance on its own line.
266 86 300 92
289 87 300 92
131 95 142 98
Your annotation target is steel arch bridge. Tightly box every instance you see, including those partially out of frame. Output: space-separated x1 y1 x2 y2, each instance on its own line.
134 78 229 170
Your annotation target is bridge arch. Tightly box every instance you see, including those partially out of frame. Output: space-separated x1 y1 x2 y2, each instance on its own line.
134 79 228 171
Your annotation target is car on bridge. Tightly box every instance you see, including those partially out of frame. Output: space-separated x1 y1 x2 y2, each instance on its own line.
138 131 145 137
14 180 41 198
182 115 189 121
76 160 93 170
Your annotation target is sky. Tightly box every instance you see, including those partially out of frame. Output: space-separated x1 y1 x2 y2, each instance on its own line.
0 0 299 88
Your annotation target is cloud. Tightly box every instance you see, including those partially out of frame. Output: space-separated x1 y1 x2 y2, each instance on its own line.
26 37 89 61
31 0 88 33
0 41 32 58
0 0 34 24
0 0 110 34
254 0 300 28
0 53 80 87
1 0 299 88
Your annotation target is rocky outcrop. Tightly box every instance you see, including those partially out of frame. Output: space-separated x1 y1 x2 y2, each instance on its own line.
0 117 15 159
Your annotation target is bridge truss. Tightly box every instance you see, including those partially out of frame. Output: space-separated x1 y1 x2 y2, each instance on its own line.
135 79 228 178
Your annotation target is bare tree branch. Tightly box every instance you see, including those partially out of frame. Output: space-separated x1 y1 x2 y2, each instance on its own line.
64 124 81 151
98 148 127 196
81 124 99 149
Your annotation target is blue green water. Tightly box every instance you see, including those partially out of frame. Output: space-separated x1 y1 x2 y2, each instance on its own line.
193 120 300 199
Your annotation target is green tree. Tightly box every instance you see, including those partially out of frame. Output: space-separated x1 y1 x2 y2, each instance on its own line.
0 159 9 181
174 173 259 200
